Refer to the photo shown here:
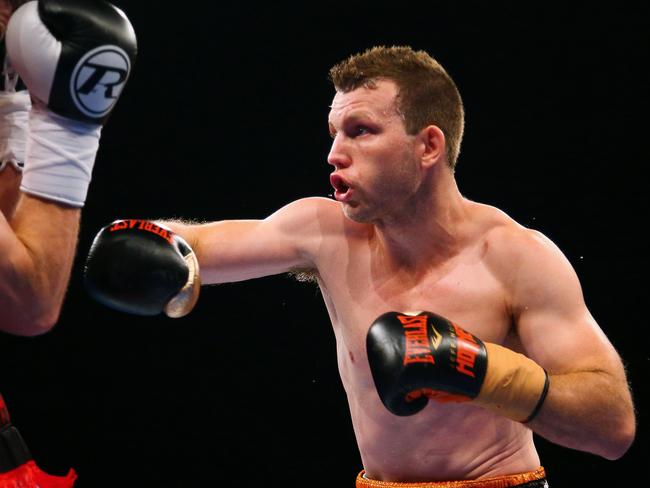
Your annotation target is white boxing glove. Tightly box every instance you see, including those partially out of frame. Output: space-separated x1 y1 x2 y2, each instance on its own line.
5 0 137 207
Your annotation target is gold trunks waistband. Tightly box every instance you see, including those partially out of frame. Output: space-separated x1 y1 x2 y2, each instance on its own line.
356 466 546 488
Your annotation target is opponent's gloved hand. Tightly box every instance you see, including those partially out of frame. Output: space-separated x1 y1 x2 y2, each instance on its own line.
84 219 201 318
4 0 137 206
366 311 549 422
6 0 136 124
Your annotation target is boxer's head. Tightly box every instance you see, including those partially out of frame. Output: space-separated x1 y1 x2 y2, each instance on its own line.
329 46 465 170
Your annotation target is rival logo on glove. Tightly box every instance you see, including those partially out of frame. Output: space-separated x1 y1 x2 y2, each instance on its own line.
70 45 131 119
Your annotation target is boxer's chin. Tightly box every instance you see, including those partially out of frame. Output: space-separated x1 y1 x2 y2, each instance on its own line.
342 202 374 224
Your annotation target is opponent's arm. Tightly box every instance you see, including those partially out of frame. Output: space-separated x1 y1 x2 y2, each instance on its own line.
509 230 635 460
0 198 80 335
0 0 136 336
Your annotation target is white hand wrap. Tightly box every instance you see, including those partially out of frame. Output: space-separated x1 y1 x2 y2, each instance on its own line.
0 89 30 171
20 100 102 207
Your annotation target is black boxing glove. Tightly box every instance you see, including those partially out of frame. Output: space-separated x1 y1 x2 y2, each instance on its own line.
84 219 201 318
366 311 549 422
6 0 137 124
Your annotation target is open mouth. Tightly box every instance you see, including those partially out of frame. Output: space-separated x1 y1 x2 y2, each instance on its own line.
330 173 352 201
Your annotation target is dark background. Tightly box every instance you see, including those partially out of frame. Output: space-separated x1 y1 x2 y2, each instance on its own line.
1 1 648 486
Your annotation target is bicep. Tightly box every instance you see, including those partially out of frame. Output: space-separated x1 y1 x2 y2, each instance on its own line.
169 198 330 284
512 233 625 379
191 218 310 283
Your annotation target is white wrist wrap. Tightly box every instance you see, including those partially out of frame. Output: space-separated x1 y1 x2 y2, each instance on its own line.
20 100 102 207
0 90 31 171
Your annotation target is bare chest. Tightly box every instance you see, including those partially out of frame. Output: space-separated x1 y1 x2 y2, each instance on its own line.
317 242 514 373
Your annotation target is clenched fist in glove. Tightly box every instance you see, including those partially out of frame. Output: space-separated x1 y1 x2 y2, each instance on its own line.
5 0 137 206
84 219 200 318
366 311 549 422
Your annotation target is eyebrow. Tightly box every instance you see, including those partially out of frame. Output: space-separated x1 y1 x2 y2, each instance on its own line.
328 110 377 129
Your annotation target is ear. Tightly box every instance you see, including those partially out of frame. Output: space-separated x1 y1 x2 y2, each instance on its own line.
418 125 446 169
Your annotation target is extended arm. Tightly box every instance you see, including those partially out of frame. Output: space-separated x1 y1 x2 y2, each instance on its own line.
162 197 328 284
84 197 335 316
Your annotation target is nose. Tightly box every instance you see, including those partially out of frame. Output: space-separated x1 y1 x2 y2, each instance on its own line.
327 134 352 169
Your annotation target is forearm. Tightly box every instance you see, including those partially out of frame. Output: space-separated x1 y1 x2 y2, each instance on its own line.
528 369 636 460
160 218 311 284
160 219 264 284
0 194 80 335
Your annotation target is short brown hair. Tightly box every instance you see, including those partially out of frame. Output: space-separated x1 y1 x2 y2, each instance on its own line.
329 46 465 170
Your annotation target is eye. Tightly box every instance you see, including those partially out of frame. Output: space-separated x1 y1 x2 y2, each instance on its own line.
351 125 371 137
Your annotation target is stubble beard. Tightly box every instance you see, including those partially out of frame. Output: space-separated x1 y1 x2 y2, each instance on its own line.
351 165 420 226
340 182 410 226
341 198 374 224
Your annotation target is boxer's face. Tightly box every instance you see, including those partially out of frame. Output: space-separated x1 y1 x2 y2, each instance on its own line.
327 79 421 224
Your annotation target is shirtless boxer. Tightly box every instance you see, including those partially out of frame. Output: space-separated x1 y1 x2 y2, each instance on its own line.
1 1 136 485
84 46 636 486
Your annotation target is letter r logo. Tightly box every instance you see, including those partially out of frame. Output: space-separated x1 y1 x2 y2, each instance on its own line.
70 45 132 119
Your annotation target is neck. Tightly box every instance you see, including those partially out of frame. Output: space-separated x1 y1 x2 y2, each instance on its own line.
372 165 468 270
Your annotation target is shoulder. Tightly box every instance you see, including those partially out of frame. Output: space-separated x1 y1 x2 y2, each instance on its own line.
472 202 583 311
268 196 369 238
264 196 370 255
469 202 568 269
269 196 340 221
269 197 370 281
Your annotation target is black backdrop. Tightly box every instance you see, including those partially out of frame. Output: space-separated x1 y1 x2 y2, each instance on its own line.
1 1 648 487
